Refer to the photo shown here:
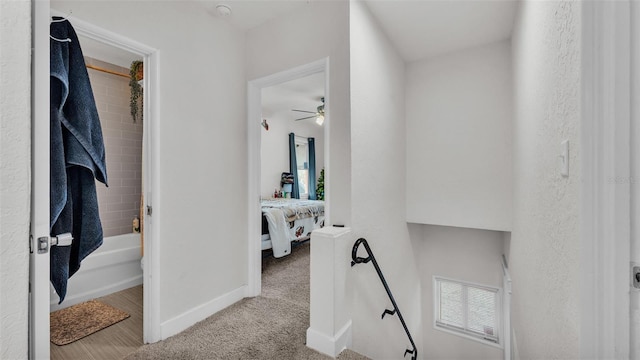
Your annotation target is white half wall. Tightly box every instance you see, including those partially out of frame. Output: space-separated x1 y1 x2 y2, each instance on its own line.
510 0 581 358
406 40 513 232
307 227 353 357
349 2 423 359
0 0 31 357
51 0 248 338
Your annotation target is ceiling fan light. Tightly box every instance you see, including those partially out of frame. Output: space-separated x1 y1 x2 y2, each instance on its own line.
315 115 324 126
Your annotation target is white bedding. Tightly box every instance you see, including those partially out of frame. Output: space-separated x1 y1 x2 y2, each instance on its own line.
261 199 325 257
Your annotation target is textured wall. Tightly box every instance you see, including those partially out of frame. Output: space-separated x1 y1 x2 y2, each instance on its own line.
406 41 513 232
87 58 144 238
0 0 31 358
349 2 423 358
510 1 581 357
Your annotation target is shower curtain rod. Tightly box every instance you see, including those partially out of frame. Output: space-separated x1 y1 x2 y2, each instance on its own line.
86 64 129 79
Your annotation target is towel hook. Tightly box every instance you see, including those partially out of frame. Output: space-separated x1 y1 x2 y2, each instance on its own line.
50 10 72 23
50 10 73 43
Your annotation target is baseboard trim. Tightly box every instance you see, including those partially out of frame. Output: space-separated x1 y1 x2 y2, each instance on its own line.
160 285 246 340
306 320 352 358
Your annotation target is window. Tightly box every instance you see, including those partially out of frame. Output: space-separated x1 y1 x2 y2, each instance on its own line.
295 141 309 199
434 277 502 347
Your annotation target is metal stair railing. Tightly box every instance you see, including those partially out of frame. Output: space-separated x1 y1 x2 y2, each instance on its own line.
351 238 418 360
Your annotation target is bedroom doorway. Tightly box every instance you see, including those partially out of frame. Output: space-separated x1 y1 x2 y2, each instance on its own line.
247 59 329 297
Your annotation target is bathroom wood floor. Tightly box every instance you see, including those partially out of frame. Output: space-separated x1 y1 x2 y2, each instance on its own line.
50 285 143 360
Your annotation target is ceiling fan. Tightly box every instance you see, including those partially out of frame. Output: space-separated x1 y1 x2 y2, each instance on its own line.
292 97 325 125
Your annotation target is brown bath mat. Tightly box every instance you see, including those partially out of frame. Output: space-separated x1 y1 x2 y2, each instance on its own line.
50 300 130 346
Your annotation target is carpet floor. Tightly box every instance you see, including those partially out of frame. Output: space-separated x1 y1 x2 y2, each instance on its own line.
123 243 367 360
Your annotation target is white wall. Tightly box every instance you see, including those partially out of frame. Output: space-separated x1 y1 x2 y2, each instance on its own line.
0 0 31 357
412 224 504 360
406 41 513 232
51 0 248 336
246 0 351 226
260 113 324 199
349 2 423 358
510 1 581 358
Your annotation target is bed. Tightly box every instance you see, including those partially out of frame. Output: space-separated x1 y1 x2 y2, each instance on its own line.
261 199 325 258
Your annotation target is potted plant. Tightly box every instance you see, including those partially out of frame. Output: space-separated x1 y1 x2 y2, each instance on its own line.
316 168 325 200
129 60 143 122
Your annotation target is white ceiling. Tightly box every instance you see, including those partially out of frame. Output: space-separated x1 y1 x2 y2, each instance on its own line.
78 1 516 123
200 0 310 31
261 72 325 124
364 0 518 62
210 0 517 119
205 0 517 62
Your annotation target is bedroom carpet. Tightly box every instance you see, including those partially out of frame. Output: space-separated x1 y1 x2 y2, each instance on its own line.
123 243 368 360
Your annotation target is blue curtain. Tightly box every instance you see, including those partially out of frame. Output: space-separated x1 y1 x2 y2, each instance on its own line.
308 138 316 200
289 133 300 199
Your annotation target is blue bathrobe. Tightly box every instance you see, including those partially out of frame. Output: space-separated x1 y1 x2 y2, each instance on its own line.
50 18 108 302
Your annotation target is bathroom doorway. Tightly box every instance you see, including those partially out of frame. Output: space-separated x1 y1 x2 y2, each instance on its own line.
48 34 145 359
30 6 160 358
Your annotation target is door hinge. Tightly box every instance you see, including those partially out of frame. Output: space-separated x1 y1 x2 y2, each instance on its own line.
146 205 153 216
633 265 640 290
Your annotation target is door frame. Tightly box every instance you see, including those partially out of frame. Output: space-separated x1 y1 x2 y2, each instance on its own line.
33 8 162 349
580 1 632 358
246 58 329 297
29 1 53 358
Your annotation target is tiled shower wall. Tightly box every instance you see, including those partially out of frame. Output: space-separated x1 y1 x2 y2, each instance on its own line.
87 57 143 238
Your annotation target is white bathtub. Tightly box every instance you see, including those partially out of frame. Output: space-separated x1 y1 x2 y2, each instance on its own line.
50 233 142 311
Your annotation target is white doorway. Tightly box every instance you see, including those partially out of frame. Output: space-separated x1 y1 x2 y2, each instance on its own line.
30 5 160 358
631 0 640 357
246 59 329 297
580 1 637 358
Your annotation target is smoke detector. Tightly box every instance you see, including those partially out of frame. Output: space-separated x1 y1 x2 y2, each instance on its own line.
215 4 232 17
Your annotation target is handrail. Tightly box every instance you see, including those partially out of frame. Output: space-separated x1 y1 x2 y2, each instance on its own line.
351 238 418 360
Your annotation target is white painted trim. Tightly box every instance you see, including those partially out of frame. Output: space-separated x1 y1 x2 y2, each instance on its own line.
246 58 329 297
502 256 512 360
160 286 246 340
30 1 53 358
49 11 162 344
580 1 631 359
306 320 352 358
50 9 156 57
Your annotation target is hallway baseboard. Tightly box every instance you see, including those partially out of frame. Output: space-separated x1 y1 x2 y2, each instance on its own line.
159 285 246 340
307 320 353 358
